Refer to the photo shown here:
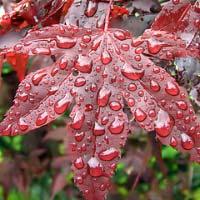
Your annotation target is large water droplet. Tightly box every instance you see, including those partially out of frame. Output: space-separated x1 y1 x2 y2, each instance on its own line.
18 118 29 131
155 110 173 137
114 30 126 40
32 72 46 86
87 157 103 177
74 77 86 87
176 101 188 110
85 1 97 17
134 108 147 122
36 112 48 126
181 133 194 150
109 101 122 111
101 50 112 65
121 63 144 80
147 41 162 54
54 95 71 114
74 55 93 73
109 117 124 134
97 88 111 107
165 82 180 96
74 157 85 169
71 111 85 130
150 80 160 92
93 122 105 136
75 132 85 142
99 147 119 161
56 35 77 49
18 92 28 102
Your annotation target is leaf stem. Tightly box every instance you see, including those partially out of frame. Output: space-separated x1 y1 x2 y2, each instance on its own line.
104 0 113 32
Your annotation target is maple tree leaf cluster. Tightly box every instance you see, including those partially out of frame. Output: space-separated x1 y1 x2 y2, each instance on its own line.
0 0 199 199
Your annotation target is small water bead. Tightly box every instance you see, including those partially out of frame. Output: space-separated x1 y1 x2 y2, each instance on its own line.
181 133 194 150
74 55 93 73
148 109 156 118
75 132 85 142
32 72 47 86
150 80 160 92
134 108 147 122
18 92 28 102
176 101 188 110
147 41 162 54
121 44 129 51
155 110 173 137
82 35 91 43
170 137 177 147
101 50 112 65
91 38 101 50
121 63 144 81
172 0 180 4
85 0 98 17
109 117 124 134
135 47 144 54
109 101 122 111
56 35 77 49
59 57 68 70
131 39 143 47
165 82 180 96
36 112 48 126
127 98 135 107
87 157 103 177
14 44 23 51
48 86 59 95
100 184 106 191
90 84 97 92
101 116 109 125
93 122 105 136
71 111 85 130
18 118 29 131
74 157 85 169
74 77 86 87
114 30 126 40
24 83 31 91
76 176 83 184
98 147 119 161
128 83 137 91
32 47 51 55
134 55 141 62
85 104 93 112
51 67 59 76
54 95 71 114
97 88 111 107
2 124 12 135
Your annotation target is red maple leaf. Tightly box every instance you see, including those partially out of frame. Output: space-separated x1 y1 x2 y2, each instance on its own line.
0 0 199 199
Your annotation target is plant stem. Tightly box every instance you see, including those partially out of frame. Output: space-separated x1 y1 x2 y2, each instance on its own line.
104 0 113 32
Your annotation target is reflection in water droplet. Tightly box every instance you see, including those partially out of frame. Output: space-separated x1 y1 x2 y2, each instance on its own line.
36 112 48 126
93 122 105 136
181 133 194 150
71 111 85 130
18 118 29 131
99 147 119 161
74 55 93 73
87 157 103 177
134 108 147 122
165 82 180 96
56 35 77 49
97 88 111 107
74 157 85 169
109 117 124 134
54 95 71 114
101 50 112 65
155 110 173 137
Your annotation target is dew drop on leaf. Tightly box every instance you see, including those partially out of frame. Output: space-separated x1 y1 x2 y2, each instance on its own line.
181 133 194 150
74 157 85 169
93 122 105 136
56 35 77 49
134 108 147 122
87 157 103 177
36 112 48 126
165 82 180 96
98 147 119 161
109 117 124 134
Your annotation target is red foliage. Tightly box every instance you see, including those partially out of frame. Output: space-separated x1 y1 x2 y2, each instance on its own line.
0 0 199 199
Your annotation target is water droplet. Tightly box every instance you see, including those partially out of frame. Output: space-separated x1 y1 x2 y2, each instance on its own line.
128 83 137 91
147 41 162 54
2 124 12 135
170 137 177 147
114 30 126 40
76 176 83 184
87 157 103 177
18 92 28 102
32 47 51 55
121 63 144 80
56 35 77 49
109 117 124 134
176 101 188 110
150 80 160 92
18 118 29 131
85 1 97 17
93 122 105 136
134 108 147 122
101 50 112 65
181 133 194 150
155 110 173 137
54 95 71 114
172 0 180 4
71 111 85 130
97 88 111 107
109 101 122 111
74 157 85 169
59 57 68 69
32 72 46 86
74 55 92 73
127 98 135 107
165 82 180 96
74 77 86 87
36 112 48 126
24 83 31 91
99 147 119 161
75 132 85 142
